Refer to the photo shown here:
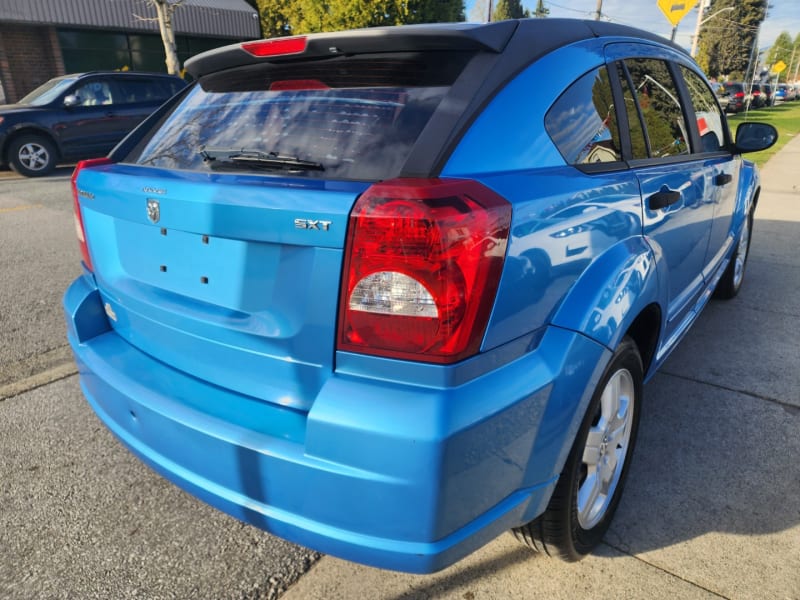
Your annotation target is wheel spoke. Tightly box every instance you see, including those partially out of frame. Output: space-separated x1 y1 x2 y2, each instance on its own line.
607 395 630 447
577 470 603 523
582 429 604 465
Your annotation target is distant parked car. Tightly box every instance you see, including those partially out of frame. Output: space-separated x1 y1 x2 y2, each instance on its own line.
721 82 746 113
0 71 186 176
761 83 774 106
774 83 797 104
747 83 767 109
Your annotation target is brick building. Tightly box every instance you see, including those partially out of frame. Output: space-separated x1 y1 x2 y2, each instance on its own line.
0 0 260 103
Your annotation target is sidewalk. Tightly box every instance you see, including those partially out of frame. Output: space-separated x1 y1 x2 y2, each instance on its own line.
281 135 800 600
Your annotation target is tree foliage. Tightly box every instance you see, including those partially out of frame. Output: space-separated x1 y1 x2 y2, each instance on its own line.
695 0 767 80
492 0 529 21
765 31 795 82
256 0 464 36
793 34 800 82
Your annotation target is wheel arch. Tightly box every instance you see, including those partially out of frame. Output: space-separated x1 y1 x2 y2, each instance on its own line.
623 302 661 379
550 236 662 354
2 125 62 164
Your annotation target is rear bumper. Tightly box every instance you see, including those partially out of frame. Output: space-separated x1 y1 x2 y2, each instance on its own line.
64 273 608 573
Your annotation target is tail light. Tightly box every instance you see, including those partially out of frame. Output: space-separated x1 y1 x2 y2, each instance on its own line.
734 92 744 98
71 157 113 272
338 178 512 364
242 36 307 57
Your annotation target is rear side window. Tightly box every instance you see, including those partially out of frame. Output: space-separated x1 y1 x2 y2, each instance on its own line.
125 53 472 180
545 66 623 165
622 58 689 158
115 78 180 104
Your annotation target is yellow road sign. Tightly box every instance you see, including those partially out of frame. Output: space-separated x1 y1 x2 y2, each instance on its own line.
772 60 787 74
657 0 699 27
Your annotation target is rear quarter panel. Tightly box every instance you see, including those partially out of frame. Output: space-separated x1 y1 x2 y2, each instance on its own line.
443 38 659 353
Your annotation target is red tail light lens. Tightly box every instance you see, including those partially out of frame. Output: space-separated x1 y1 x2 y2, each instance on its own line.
338 178 512 364
71 157 113 272
734 92 744 98
242 36 307 57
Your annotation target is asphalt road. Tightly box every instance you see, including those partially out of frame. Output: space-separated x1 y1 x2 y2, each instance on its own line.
0 169 320 599
1 140 799 599
0 168 80 390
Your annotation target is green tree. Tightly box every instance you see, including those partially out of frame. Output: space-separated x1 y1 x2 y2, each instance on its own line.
695 0 767 80
256 0 464 36
792 33 800 83
492 0 530 21
533 0 549 18
767 31 800 81
256 0 295 37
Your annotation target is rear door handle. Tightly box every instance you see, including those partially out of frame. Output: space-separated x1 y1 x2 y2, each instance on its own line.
648 190 681 210
714 173 732 186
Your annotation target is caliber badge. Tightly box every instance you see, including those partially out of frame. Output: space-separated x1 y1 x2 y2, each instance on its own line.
146 199 161 224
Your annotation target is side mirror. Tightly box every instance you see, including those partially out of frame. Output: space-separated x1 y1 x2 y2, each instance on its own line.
735 122 778 153
63 94 80 108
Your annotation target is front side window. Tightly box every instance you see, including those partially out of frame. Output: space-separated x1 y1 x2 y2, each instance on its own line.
545 66 623 165
73 80 114 106
125 52 473 181
623 58 689 158
680 66 725 153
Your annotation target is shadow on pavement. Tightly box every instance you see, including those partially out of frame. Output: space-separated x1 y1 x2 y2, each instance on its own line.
608 216 800 556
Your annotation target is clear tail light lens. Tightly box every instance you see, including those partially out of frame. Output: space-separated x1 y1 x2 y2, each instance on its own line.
338 178 512 364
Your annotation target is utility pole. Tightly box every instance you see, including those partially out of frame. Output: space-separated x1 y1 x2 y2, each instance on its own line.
690 2 735 58
488 0 493 22
690 0 708 57
595 0 602 21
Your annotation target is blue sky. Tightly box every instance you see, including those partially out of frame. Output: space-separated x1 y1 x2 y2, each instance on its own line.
465 0 800 52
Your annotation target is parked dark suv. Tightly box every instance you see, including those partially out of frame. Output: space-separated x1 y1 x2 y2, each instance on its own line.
0 71 185 176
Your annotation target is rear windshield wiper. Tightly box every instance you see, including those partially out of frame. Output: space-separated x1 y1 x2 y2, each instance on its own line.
200 147 325 172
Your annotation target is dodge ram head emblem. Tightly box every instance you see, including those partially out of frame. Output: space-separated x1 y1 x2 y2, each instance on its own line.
146 199 160 224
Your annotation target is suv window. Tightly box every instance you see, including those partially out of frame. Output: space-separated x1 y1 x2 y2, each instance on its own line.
115 78 182 104
679 66 725 153
545 66 622 165
125 53 473 180
622 58 689 158
73 80 114 106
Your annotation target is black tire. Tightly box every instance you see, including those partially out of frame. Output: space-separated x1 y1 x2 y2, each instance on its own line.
513 337 643 561
8 134 57 177
714 209 753 300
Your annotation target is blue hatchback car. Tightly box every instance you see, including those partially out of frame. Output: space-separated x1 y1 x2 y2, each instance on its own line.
64 19 777 573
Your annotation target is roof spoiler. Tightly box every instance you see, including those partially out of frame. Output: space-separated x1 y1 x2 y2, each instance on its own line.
185 21 519 79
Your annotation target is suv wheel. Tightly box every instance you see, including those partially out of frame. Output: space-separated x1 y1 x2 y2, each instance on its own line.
513 337 643 561
9 135 57 177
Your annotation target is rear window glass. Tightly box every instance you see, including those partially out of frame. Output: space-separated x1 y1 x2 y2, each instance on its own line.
125 53 472 180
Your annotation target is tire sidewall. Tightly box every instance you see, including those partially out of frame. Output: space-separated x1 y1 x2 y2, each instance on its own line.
715 209 753 299
566 338 643 556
